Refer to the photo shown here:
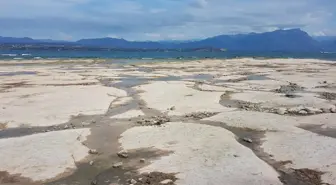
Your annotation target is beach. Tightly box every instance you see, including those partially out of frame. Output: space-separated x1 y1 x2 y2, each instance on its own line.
0 58 336 185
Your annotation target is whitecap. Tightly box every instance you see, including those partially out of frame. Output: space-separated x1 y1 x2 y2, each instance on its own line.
1 54 17 57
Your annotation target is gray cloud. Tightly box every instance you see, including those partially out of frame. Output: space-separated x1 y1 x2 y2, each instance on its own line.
0 0 335 40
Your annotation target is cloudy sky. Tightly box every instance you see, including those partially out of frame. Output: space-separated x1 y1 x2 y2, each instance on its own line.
0 0 335 40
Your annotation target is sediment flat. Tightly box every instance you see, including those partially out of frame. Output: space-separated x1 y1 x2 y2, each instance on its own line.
0 58 336 185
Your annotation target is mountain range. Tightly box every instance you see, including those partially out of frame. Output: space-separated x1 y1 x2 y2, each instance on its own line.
1 29 336 52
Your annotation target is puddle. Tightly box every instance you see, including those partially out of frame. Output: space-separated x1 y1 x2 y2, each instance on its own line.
0 71 37 76
299 124 336 139
246 75 270 80
115 78 148 88
184 74 214 81
153 76 182 81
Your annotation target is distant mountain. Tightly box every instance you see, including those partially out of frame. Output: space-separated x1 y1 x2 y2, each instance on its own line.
314 36 336 52
1 29 335 52
77 37 167 48
0 36 40 44
0 36 71 45
179 29 320 52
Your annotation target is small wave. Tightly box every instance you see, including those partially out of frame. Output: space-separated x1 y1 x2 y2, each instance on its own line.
141 58 153 60
321 51 336 54
13 57 23 60
21 53 32 56
34 57 42 59
1 54 17 57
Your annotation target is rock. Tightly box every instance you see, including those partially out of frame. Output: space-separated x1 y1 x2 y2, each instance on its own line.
117 150 128 158
276 108 287 115
89 161 94 166
321 108 330 113
160 179 173 184
321 125 328 129
288 106 303 114
82 122 90 126
140 158 146 163
64 125 69 129
91 180 97 185
89 149 98 154
242 137 253 143
112 162 123 168
275 83 304 94
298 110 308 115
169 106 176 111
331 106 336 113
129 179 137 184
233 154 239 157
304 107 322 114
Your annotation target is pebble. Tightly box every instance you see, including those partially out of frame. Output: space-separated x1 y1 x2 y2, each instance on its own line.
117 150 129 158
112 162 123 168
304 107 322 114
288 107 302 114
130 179 137 184
242 137 253 143
89 149 98 154
169 106 176 111
140 158 146 163
64 125 69 129
321 108 330 113
298 110 308 115
276 108 287 115
91 180 97 185
160 179 173 184
89 161 94 166
331 106 336 113
82 122 90 126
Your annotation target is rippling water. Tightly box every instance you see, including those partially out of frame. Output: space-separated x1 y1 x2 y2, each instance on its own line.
1 50 336 61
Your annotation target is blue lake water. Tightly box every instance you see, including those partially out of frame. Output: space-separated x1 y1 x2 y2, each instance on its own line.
1 50 336 62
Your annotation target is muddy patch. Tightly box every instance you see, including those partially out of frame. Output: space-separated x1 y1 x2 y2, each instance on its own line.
319 92 336 100
0 171 36 185
0 123 7 130
198 120 329 185
219 91 270 112
245 64 282 69
282 93 303 99
184 112 218 120
46 148 174 185
132 172 177 185
275 83 305 94
1 82 29 91
136 116 171 126
43 82 98 86
279 168 329 185
0 71 37 76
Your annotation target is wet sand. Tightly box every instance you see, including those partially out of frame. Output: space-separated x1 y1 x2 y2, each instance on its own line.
0 58 336 185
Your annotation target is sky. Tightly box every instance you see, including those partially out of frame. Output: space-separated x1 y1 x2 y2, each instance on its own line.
0 0 335 41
